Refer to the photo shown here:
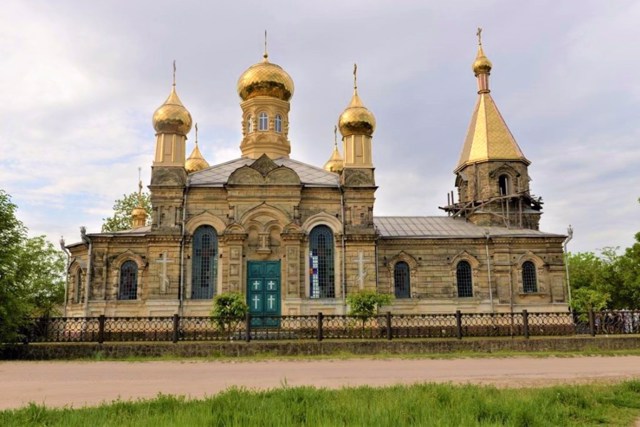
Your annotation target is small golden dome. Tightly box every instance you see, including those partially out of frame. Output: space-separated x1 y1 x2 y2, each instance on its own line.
324 143 344 173
237 54 294 102
338 91 376 137
185 143 209 173
472 45 492 75
152 86 193 136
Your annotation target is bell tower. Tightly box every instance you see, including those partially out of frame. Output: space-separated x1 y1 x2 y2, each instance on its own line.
236 35 294 159
443 29 542 229
149 62 192 232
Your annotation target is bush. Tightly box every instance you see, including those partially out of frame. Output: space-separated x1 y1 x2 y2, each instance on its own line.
211 293 248 338
346 290 393 319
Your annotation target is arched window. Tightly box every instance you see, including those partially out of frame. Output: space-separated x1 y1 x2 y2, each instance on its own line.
247 115 254 133
499 174 510 196
275 114 282 133
75 272 82 303
118 261 138 300
522 261 538 293
309 225 335 298
258 112 268 131
192 225 217 299
456 261 473 298
394 261 410 298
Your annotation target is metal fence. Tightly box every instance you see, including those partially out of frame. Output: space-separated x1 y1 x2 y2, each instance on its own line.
20 310 640 344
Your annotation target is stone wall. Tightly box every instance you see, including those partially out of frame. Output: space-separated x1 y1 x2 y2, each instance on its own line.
3 336 639 360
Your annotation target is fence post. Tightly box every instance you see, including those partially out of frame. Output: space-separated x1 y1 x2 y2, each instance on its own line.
588 309 596 337
523 310 529 339
386 311 392 341
98 315 105 344
245 312 252 342
455 310 463 340
317 312 324 342
172 314 180 343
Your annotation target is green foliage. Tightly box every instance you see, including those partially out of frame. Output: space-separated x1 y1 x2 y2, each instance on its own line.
0 190 65 343
571 287 610 313
211 292 249 337
346 290 393 318
101 191 151 232
2 381 640 426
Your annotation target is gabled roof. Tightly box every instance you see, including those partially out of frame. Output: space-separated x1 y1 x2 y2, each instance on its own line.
374 216 563 239
189 157 340 187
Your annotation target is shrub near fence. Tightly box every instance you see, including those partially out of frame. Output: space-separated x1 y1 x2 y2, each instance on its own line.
18 310 640 345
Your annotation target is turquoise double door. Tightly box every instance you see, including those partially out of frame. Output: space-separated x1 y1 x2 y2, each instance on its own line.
246 261 281 327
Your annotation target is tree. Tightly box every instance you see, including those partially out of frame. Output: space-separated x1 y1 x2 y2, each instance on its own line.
101 191 151 232
615 232 640 308
0 190 65 343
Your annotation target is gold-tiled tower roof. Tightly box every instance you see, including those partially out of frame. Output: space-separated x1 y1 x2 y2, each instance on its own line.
456 38 529 172
185 143 209 173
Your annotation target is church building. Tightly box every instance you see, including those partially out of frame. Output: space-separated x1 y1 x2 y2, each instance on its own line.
65 36 569 317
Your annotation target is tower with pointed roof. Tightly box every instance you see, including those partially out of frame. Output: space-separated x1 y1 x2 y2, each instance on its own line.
444 31 542 229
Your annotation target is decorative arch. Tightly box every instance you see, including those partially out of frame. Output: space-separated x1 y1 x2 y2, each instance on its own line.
111 250 145 301
68 260 85 304
517 252 545 294
386 251 418 298
301 211 342 235
239 203 290 228
450 251 479 298
185 211 226 236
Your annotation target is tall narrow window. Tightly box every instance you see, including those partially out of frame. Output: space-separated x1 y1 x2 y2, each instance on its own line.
275 114 282 133
118 261 138 300
75 272 82 303
192 225 217 299
309 225 335 298
522 261 538 293
247 115 254 133
456 261 473 297
499 174 510 196
394 261 410 298
259 112 268 131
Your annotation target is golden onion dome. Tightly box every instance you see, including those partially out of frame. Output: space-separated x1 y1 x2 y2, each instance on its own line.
131 206 146 218
323 143 344 173
237 54 294 102
152 86 193 136
338 90 376 137
185 143 209 173
472 45 492 75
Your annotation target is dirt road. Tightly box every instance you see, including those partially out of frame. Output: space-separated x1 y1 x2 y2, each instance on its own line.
1 356 640 409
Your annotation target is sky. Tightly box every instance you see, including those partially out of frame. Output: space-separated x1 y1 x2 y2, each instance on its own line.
0 0 638 254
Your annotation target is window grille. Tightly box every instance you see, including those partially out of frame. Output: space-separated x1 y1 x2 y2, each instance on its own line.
522 261 538 293
309 225 335 298
394 261 410 298
192 225 217 299
275 114 282 133
456 261 473 297
118 261 138 300
259 112 268 131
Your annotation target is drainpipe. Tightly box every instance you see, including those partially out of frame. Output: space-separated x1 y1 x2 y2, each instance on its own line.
179 183 189 316
59 237 71 317
80 226 92 317
340 186 347 310
563 225 573 310
484 230 494 313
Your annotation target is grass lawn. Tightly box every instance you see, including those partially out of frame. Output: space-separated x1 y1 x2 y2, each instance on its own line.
2 381 640 426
